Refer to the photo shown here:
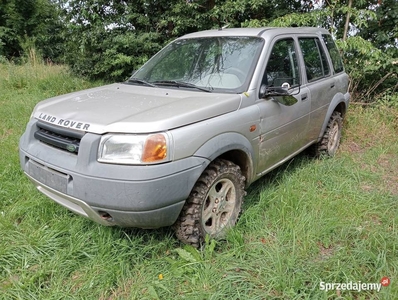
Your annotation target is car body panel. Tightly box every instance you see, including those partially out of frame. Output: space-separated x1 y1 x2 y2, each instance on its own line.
33 83 242 134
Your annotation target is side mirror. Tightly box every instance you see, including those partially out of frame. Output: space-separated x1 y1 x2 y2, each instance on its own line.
260 84 290 98
259 84 299 106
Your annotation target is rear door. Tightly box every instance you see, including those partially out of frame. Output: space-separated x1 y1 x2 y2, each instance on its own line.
298 37 336 140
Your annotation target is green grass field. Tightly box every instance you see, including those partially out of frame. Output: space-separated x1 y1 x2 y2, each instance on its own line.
1 62 397 299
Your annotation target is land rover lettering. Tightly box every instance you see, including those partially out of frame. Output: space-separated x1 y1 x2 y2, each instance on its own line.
37 112 90 131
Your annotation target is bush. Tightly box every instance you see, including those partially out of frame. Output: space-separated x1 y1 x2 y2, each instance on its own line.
337 37 398 103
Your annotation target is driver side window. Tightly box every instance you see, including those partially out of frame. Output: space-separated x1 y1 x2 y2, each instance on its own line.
263 39 300 88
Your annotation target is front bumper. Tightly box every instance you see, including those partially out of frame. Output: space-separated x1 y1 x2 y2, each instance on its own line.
19 120 208 228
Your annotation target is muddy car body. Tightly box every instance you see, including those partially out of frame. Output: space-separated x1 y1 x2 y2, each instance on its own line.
20 27 350 246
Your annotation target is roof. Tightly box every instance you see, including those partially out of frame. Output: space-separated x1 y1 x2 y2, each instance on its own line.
180 27 330 39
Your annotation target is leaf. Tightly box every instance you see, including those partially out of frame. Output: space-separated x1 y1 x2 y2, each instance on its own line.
204 237 217 260
174 247 199 263
146 285 160 299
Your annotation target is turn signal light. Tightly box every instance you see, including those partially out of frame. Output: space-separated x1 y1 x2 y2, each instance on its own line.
142 134 167 163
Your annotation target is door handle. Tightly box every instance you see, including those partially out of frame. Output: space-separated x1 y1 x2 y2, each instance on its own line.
301 93 308 101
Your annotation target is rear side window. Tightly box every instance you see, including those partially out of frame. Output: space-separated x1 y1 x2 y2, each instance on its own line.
322 34 344 73
299 38 330 81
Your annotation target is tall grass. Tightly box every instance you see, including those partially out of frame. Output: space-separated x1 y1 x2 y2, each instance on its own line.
0 61 397 299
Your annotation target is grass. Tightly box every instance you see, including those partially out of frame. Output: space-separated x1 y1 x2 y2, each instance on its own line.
0 61 397 299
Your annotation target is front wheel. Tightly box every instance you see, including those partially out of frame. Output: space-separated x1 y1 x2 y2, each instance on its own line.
315 111 343 157
174 159 245 247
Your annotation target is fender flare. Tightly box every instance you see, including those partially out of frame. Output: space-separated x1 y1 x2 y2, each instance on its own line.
193 132 255 184
317 92 350 141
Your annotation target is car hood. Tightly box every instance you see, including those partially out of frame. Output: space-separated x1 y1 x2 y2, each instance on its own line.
32 83 243 134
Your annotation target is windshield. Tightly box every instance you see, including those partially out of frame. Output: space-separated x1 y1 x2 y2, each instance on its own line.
131 36 264 93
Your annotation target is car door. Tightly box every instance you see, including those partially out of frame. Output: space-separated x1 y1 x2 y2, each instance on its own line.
256 37 311 176
298 36 337 140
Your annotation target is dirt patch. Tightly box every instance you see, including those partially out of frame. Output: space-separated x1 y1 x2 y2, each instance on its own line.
366 215 382 226
1 128 13 139
67 271 86 293
101 279 133 300
360 184 374 192
314 242 336 262
0 275 20 289
340 140 364 154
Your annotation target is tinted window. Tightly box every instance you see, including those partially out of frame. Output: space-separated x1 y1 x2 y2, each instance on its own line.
263 38 300 87
322 34 344 73
299 38 330 81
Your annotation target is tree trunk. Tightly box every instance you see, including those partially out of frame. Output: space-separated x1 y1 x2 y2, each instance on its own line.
343 0 353 41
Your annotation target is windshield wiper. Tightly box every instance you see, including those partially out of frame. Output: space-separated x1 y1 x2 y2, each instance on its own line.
153 80 212 93
126 78 157 87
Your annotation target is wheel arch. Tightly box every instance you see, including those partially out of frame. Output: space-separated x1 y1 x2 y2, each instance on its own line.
317 93 349 141
193 132 255 187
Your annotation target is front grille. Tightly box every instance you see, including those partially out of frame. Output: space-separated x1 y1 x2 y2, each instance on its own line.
34 121 85 154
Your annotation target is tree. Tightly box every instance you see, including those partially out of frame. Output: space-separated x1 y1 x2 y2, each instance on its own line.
357 0 398 55
59 0 310 81
0 0 64 60
249 0 397 103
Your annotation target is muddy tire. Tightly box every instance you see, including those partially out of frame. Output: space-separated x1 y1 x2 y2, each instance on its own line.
174 159 245 248
315 111 343 157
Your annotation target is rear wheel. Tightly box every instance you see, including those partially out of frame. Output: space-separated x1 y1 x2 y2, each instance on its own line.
315 111 343 157
174 159 245 247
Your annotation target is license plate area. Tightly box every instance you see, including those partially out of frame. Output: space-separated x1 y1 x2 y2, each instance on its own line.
27 160 69 194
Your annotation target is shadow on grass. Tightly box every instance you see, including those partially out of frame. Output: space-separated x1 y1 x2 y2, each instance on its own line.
243 150 315 208
121 226 177 245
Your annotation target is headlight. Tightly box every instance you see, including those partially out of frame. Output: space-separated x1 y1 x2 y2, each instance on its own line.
98 133 170 164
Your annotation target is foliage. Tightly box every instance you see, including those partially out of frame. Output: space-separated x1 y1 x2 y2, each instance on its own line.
349 0 398 56
251 1 397 103
58 0 165 81
58 0 310 81
0 0 64 61
337 37 398 103
318 0 398 102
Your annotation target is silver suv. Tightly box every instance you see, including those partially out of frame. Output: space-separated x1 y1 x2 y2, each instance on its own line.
19 27 350 246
